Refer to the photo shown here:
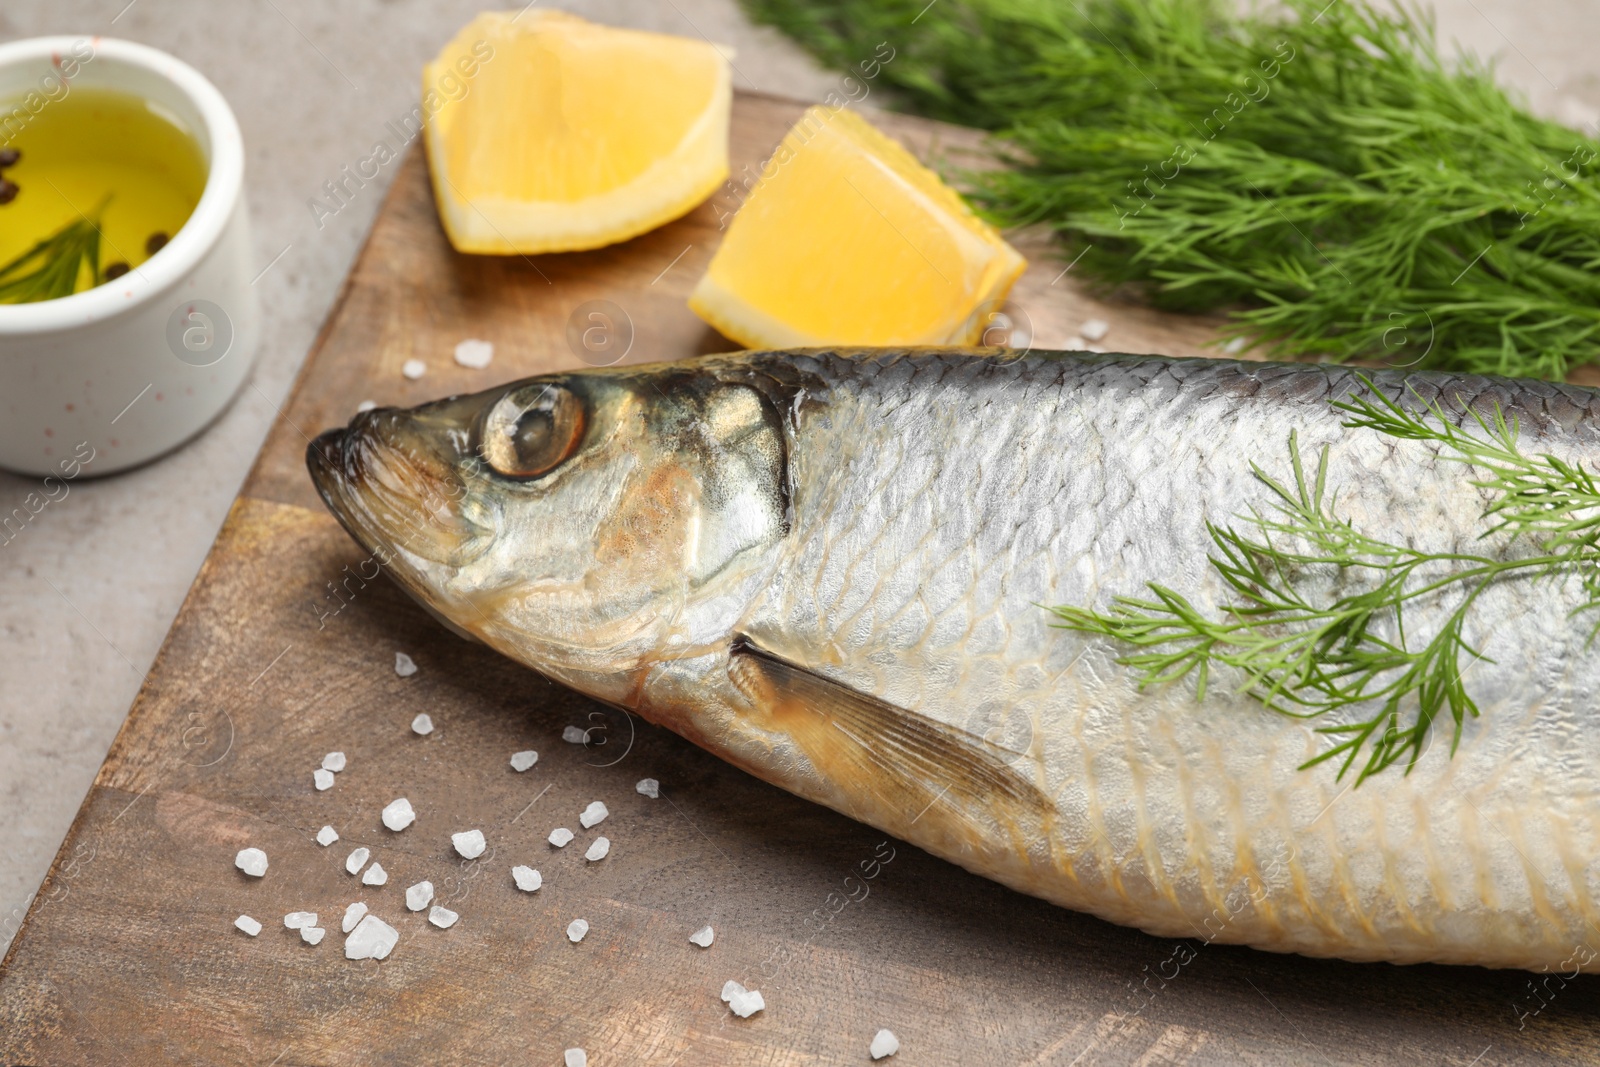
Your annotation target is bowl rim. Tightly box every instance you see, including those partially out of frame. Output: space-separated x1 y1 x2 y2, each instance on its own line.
0 35 244 337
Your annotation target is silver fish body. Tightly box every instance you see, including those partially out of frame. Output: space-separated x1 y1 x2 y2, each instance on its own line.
308 349 1600 972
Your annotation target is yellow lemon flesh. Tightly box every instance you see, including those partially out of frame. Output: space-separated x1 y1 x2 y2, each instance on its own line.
424 11 731 255
689 106 1026 348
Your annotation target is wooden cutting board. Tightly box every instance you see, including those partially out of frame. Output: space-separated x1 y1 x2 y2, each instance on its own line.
1 91 1595 1067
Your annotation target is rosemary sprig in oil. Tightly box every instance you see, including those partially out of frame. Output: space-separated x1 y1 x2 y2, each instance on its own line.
0 197 109 304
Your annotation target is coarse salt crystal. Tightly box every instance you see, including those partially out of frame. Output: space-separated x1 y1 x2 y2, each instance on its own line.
284 911 317 930
454 338 494 369
316 825 339 847
314 768 335 791
345 914 398 960
512 866 542 892
565 1050 587 1067
1064 336 1090 352
635 778 660 799
356 399 377 413
579 801 608 829
322 751 346 772
1223 336 1246 354
235 847 268 878
395 651 417 677
302 926 326 946
452 829 486 859
428 905 459 929
548 828 574 848
689 925 714 948
561 725 587 744
566 918 589 943
728 987 765 1018
870 1029 900 1059
411 713 434 735
235 915 262 936
382 797 416 831
345 847 370 875
341 901 368 934
584 837 610 863
401 359 426 380
1079 318 1110 342
510 750 538 772
406 881 434 912
362 862 388 887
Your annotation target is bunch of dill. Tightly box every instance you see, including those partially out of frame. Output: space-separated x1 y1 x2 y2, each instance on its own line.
742 0 1600 379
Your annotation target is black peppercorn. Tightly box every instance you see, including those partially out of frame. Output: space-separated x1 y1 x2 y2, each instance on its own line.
145 231 168 255
105 262 130 280
0 148 18 168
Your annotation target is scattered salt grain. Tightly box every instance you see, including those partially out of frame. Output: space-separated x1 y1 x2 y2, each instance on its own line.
316 825 339 847
584 837 610 863
362 862 388 887
341 901 368 934
720 980 745 1003
510 750 538 772
314 768 336 791
565 1050 587 1067
689 925 714 948
406 881 434 912
345 914 398 960
356 399 377 413
322 751 346 772
382 797 416 831
1064 335 1090 352
345 847 370 875
1079 318 1110 342
428 905 459 929
548 828 574 848
401 359 426 381
453 338 494 370
395 652 418 677
512 866 542 892
1223 336 1246 355
411 713 434 735
235 915 262 936
635 778 660 799
302 927 326 946
728 987 765 1018
452 829 487 859
235 847 268 878
566 918 589 943
561 725 587 744
284 911 317 931
579 801 608 829
870 1029 900 1059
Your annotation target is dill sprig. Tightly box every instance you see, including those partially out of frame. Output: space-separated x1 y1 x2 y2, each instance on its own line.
742 0 1600 378
0 199 108 304
1049 383 1600 783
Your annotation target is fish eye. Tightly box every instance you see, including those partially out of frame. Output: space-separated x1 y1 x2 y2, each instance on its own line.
478 383 585 479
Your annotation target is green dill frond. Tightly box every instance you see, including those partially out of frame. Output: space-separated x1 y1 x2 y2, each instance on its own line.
742 0 1600 378
1049 386 1600 783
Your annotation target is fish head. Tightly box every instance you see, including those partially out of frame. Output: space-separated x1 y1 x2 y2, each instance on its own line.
306 362 793 698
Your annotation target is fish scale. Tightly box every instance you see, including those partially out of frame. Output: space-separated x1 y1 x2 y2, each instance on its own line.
308 348 1600 972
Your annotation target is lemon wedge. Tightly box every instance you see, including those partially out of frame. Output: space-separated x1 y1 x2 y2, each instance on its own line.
689 106 1025 348
424 11 731 255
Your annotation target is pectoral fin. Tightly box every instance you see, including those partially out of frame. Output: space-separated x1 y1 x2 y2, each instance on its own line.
727 639 1052 834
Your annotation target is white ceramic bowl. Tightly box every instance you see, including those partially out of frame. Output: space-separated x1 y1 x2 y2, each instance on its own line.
0 36 259 477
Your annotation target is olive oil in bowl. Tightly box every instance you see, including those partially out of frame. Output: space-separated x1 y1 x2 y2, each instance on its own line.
0 87 207 302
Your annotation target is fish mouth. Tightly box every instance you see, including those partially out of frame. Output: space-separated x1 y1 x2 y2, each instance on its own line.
306 407 491 570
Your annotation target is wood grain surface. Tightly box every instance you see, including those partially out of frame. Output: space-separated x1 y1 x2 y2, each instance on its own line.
2 91 1597 1067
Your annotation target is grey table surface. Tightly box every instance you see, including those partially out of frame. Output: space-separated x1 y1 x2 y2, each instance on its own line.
2 0 1598 967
